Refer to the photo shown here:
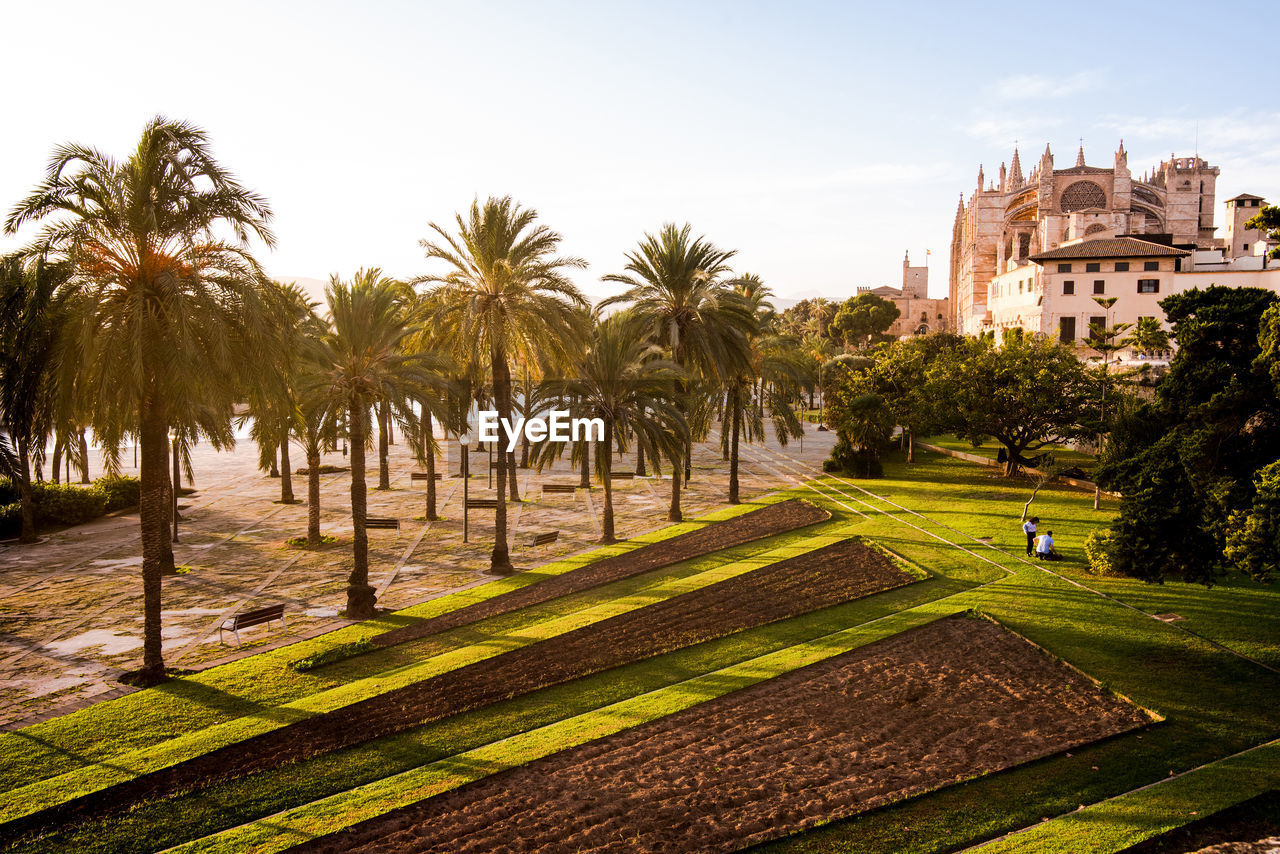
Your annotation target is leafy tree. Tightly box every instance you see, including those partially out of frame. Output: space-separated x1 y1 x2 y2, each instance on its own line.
829 293 900 348
1096 286 1280 584
1245 205 1280 259
826 390 894 477
602 223 753 521
420 197 588 573
859 333 962 462
1224 460 1280 583
930 335 1098 476
5 117 274 681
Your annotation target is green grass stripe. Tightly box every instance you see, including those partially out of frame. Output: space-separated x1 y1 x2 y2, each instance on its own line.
163 606 969 854
0 517 860 823
0 494 793 794
964 739 1280 854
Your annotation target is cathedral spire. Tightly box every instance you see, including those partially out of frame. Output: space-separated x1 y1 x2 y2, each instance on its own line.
1075 144 1086 168
1010 147 1024 188
977 163 984 190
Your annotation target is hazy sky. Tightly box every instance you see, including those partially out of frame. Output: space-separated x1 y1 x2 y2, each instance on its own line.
2 0 1277 302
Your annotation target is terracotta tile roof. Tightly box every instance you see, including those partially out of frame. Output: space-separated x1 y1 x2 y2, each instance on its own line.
1030 237 1191 261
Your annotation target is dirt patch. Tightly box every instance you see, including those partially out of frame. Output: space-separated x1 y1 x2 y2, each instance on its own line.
1120 790 1280 853
372 498 829 649
288 615 1152 854
0 533 893 845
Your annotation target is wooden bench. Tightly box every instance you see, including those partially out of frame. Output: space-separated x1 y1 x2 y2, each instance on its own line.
610 470 636 480
219 604 286 646
409 472 442 482
465 498 500 510
542 483 577 494
365 516 401 531
528 530 559 551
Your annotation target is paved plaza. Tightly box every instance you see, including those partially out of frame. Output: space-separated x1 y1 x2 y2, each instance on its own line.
0 425 835 729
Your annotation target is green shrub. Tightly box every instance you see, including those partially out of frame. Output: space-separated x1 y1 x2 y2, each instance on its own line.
30 482 108 526
1084 528 1118 576
290 637 374 672
0 478 18 505
96 474 141 511
0 502 21 539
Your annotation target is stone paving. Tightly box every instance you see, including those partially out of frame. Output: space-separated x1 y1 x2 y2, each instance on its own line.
0 425 835 729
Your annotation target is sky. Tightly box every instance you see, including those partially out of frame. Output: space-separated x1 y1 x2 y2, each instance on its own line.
2 0 1278 303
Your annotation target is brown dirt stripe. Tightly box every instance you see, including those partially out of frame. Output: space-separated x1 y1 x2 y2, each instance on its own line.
288 615 1153 854
370 497 829 649
0 532 887 847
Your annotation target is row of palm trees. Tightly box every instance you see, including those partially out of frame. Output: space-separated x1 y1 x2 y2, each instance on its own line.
0 117 813 682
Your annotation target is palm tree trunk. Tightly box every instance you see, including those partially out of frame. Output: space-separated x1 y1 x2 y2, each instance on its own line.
635 438 646 477
345 396 377 617
668 465 682 522
729 381 742 505
600 417 616 543
906 428 914 463
579 440 590 489
377 400 390 490
51 436 62 484
279 425 295 503
721 396 730 461
269 446 279 478
17 437 36 543
137 391 171 682
306 445 322 546
424 413 438 521
507 451 519 501
490 354 514 574
78 428 90 483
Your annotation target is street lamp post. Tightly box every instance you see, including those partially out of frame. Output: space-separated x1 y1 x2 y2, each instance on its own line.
169 429 180 544
462 437 470 543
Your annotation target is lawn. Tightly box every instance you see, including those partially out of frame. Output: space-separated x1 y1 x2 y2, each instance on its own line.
1 448 1276 854
920 433 1098 476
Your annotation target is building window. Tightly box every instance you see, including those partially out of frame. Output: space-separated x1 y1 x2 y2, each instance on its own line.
1019 280 1024 294
1244 243 1251 252
1115 262 1130 272
1057 263 1072 273
1093 280 1106 294
1138 279 1160 294
1144 260 1160 271
1059 316 1076 343
1086 262 1101 272
1063 280 1075 295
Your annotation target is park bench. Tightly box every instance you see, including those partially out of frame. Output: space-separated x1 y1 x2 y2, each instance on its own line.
542 483 577 494
365 516 400 531
465 498 500 510
528 530 559 551
610 470 636 480
409 471 443 482
219 603 286 646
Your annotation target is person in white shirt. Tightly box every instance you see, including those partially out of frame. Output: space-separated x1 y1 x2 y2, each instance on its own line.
1023 517 1039 556
1036 531 1057 561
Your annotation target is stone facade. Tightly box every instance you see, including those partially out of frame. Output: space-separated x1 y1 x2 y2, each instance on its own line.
949 142 1221 334
856 251 951 338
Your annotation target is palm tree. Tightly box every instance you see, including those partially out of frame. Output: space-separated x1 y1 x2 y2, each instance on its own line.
242 281 320 504
5 118 274 682
723 274 806 504
0 254 71 542
559 313 685 542
310 269 442 617
602 223 753 521
418 196 588 574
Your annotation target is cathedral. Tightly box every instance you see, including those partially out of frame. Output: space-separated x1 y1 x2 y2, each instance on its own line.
948 142 1222 334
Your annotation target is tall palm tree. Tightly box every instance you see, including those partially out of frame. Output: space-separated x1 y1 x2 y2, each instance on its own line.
418 196 588 574
723 274 806 503
310 269 442 617
602 223 753 520
0 254 71 542
241 281 320 504
559 313 685 542
5 118 274 681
